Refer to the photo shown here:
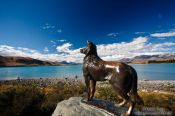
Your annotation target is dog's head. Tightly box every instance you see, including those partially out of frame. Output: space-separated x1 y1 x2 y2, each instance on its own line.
80 41 97 55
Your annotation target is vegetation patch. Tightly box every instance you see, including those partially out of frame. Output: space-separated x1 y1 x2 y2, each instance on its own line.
0 82 174 116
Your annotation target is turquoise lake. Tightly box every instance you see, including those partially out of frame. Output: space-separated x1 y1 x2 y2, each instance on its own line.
0 64 175 80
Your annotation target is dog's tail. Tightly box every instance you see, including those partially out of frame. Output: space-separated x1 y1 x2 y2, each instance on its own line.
130 67 144 108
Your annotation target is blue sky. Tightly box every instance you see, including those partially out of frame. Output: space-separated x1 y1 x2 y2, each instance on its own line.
0 0 175 63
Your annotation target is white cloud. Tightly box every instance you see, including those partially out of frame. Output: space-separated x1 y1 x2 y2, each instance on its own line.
50 40 57 47
107 33 118 38
135 32 146 35
50 40 56 44
0 45 14 49
0 45 83 63
151 31 175 37
96 36 175 60
42 23 62 33
56 43 72 53
0 45 39 57
43 23 55 30
156 38 167 40
97 37 148 60
17 47 37 53
58 39 66 42
1 36 175 63
44 47 49 52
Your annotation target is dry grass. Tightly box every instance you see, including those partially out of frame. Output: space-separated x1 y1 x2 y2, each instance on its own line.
0 82 85 116
95 84 175 113
139 91 175 112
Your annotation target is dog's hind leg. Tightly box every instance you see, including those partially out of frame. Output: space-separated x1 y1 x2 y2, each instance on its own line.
118 99 127 107
110 83 129 107
115 91 135 116
90 79 96 100
114 91 129 108
125 100 135 116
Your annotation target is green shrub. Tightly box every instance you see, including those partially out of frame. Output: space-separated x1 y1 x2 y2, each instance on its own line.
95 85 121 103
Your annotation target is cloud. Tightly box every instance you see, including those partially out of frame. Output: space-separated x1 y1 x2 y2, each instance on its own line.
97 37 148 60
151 31 175 37
107 33 118 38
0 44 83 63
50 40 56 44
42 23 62 33
135 32 146 35
156 38 167 40
43 47 49 52
0 45 39 57
56 43 72 53
50 40 57 47
42 23 55 30
1 36 175 63
50 39 67 47
58 39 66 42
96 36 175 60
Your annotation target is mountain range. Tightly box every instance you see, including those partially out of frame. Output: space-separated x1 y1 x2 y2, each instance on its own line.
0 53 175 67
119 53 175 64
0 56 64 67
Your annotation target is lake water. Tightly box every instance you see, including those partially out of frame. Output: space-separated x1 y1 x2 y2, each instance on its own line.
0 64 175 80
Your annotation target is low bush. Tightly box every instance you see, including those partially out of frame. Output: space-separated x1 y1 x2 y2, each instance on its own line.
0 82 86 116
0 85 44 116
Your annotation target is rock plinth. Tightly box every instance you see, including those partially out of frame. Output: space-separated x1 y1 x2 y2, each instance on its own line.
52 97 172 116
52 97 119 116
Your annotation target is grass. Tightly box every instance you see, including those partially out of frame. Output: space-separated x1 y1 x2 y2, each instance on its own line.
0 85 44 116
0 82 174 116
139 91 175 111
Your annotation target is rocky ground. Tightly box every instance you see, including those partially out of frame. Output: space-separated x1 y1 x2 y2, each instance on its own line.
138 80 175 93
97 80 175 93
0 78 175 93
0 78 83 87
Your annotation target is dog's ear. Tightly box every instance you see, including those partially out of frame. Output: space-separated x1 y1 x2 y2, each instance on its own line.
87 40 90 44
87 40 93 45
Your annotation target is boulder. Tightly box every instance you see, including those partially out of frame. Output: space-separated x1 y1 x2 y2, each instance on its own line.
52 97 124 116
52 97 172 116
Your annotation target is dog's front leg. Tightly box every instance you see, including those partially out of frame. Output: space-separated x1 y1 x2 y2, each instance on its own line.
84 75 91 101
90 79 96 100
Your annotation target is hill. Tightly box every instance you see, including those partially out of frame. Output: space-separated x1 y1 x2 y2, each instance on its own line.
0 56 63 67
119 53 175 64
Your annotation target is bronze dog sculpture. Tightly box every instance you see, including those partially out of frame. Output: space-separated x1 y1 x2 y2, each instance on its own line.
80 41 144 116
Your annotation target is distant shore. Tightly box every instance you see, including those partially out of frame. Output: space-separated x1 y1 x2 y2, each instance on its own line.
0 62 175 67
0 78 175 93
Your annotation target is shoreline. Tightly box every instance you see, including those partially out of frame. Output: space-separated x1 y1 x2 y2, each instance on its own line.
0 78 175 93
0 76 175 81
